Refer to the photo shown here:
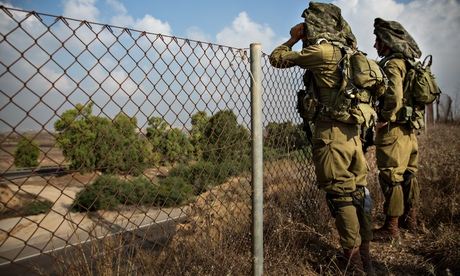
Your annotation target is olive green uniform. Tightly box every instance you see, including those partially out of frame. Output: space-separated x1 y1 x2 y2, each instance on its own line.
270 43 373 249
376 58 420 217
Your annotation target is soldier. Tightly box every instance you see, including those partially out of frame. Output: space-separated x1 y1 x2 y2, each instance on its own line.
269 3 375 274
373 18 422 241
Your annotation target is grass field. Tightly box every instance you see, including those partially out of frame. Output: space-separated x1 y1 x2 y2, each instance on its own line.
3 123 459 275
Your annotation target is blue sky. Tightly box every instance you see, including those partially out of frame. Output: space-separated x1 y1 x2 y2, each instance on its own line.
0 0 459 131
4 0 441 51
6 0 458 96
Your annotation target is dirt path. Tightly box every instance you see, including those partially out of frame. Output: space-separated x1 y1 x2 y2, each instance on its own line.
0 176 188 265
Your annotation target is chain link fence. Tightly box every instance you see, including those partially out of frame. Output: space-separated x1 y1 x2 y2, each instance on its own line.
0 6 322 274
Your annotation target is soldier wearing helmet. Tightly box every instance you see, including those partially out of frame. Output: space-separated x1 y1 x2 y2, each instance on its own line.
269 3 375 274
373 18 422 241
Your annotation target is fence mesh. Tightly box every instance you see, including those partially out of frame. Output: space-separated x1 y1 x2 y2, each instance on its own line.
0 6 322 274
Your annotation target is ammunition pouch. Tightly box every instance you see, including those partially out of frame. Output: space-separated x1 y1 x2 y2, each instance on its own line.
396 105 425 130
397 105 413 123
409 109 425 130
297 89 318 122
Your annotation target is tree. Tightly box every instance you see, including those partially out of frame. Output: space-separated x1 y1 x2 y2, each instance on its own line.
264 121 307 153
97 113 149 175
203 110 250 162
14 136 39 167
190 111 209 159
146 117 169 165
164 128 193 164
54 103 149 175
146 117 193 165
54 103 97 171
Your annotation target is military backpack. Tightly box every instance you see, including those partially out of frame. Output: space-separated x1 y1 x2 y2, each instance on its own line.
338 45 387 100
297 45 385 125
404 55 441 105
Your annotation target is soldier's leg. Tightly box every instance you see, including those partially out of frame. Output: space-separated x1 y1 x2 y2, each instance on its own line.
312 122 356 193
313 123 364 272
355 188 375 275
400 133 420 230
326 197 364 273
379 173 404 217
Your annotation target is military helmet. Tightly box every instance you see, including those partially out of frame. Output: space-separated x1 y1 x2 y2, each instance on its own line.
301 2 357 48
373 18 421 59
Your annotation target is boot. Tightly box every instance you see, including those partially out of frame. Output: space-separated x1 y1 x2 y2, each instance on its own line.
360 241 376 276
399 208 417 232
373 216 400 242
343 247 365 275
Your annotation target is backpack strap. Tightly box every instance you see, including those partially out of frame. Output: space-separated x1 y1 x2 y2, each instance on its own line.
378 52 405 68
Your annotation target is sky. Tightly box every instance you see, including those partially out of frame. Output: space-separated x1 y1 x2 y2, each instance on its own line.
1 0 459 131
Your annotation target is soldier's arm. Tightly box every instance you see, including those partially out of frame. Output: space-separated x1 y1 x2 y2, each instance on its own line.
270 23 311 68
380 60 405 122
269 45 300 68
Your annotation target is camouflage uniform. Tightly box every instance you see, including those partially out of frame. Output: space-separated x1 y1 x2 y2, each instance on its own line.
270 3 373 252
374 18 421 231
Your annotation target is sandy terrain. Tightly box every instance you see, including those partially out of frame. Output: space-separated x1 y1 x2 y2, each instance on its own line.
0 171 186 264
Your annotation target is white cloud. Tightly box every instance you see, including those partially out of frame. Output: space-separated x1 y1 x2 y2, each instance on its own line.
106 0 171 35
133 14 171 35
335 0 460 97
105 0 127 14
62 0 99 21
216 12 275 51
186 26 211 42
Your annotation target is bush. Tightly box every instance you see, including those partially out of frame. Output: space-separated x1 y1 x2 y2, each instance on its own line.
169 158 250 195
23 199 53 215
264 121 307 154
71 174 194 212
72 175 123 211
155 177 193 207
146 117 193 165
14 136 40 167
169 161 218 194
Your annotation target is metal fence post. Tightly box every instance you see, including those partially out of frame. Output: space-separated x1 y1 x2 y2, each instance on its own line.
250 43 263 276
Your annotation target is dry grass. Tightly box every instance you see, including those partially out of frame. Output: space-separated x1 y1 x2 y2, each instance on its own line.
52 123 459 275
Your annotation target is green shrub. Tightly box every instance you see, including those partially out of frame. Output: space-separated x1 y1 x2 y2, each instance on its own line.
72 175 123 211
23 200 53 215
264 121 307 154
169 158 250 195
155 176 193 207
14 136 40 167
72 174 193 211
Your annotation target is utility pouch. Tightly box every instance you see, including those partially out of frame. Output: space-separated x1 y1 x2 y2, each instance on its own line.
409 109 425 130
297 89 318 121
397 105 413 122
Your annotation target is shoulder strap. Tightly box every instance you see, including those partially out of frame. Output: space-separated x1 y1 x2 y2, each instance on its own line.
379 53 405 67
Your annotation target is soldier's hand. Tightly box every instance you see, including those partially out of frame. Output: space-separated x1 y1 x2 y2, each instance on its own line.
289 23 305 41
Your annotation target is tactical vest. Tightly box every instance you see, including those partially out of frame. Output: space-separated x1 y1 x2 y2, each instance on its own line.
298 43 377 127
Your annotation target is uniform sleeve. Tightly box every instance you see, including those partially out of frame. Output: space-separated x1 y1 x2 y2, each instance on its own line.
380 60 405 122
269 45 298 68
269 44 324 69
